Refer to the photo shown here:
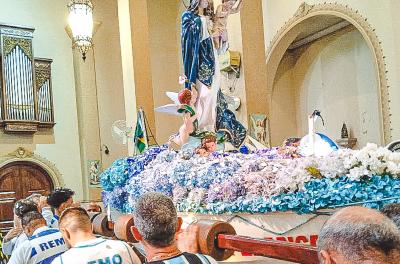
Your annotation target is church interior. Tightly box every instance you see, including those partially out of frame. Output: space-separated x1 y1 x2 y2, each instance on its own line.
0 0 399 263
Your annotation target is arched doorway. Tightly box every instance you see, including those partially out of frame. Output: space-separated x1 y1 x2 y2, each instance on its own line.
265 3 391 146
0 161 54 233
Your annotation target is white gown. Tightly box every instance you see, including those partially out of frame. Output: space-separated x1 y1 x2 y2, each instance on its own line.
196 16 220 132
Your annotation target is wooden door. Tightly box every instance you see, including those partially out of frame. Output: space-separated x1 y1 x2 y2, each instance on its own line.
0 162 54 234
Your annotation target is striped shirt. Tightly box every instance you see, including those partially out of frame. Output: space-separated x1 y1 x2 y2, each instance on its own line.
147 253 218 264
51 238 141 264
7 226 67 264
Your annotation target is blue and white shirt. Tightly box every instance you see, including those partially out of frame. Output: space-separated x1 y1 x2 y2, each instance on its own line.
41 207 59 229
51 238 141 264
7 226 67 264
147 253 218 264
3 209 56 256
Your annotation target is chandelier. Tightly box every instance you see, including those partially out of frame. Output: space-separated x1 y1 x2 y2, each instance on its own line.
67 0 93 61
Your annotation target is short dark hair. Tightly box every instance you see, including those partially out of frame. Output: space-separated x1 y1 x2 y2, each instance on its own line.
14 199 38 218
21 211 45 227
59 207 92 232
381 204 400 228
133 192 178 248
47 188 75 209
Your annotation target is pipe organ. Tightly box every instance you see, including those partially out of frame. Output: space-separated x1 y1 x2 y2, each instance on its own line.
0 24 54 133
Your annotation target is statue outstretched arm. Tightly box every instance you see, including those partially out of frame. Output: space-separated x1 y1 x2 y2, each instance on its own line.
231 0 244 14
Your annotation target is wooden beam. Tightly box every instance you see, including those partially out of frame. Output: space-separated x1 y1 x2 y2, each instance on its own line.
289 21 352 50
217 234 320 264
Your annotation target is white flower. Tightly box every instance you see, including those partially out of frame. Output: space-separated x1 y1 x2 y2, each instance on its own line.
347 166 369 181
387 161 400 176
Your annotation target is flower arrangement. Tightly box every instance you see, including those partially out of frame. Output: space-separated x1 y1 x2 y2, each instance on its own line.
100 143 400 214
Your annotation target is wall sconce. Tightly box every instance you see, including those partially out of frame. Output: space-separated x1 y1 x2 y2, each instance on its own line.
67 0 93 61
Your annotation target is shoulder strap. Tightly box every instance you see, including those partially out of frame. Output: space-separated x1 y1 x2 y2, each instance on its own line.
182 252 204 264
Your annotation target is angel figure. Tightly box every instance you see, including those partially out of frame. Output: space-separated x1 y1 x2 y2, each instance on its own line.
213 0 244 52
155 79 199 147
173 88 199 146
196 133 217 157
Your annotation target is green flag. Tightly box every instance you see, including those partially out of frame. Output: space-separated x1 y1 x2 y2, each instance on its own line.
134 112 146 153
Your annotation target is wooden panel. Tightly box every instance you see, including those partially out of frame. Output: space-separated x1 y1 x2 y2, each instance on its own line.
217 234 319 264
0 162 53 233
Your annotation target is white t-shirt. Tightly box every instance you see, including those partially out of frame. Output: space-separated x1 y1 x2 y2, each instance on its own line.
8 226 67 264
2 232 28 256
51 238 141 264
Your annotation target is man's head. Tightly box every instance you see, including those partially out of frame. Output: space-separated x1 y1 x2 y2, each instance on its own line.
380 203 400 229
317 206 400 264
14 199 38 218
47 188 75 212
132 192 182 248
59 207 93 247
22 211 46 237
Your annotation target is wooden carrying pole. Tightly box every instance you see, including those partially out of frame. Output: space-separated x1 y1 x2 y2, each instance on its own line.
217 234 319 264
92 215 320 264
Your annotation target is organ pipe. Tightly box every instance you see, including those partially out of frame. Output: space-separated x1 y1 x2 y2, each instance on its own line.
0 24 54 133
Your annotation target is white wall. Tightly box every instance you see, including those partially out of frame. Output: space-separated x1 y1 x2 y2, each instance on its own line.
271 27 381 147
294 28 381 147
0 0 84 199
263 0 400 143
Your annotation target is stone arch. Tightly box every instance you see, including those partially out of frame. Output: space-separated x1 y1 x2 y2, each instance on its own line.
0 147 64 188
266 2 391 144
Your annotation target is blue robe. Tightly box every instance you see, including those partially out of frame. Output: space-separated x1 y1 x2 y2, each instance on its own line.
181 11 215 89
181 11 246 148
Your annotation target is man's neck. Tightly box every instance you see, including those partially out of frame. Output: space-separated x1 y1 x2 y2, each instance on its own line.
70 232 97 247
29 223 47 237
55 208 62 217
145 242 181 262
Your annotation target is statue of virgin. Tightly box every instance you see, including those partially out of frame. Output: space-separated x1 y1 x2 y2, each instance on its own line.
181 0 246 148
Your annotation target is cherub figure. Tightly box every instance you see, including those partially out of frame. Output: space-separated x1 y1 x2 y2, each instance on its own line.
156 77 199 147
213 0 244 52
195 134 217 156
172 88 199 146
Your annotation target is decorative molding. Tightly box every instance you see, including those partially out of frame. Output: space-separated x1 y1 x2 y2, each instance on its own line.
293 2 313 18
3 36 33 59
35 60 51 90
4 123 38 133
266 2 392 144
7 147 34 159
0 147 64 187
0 27 34 38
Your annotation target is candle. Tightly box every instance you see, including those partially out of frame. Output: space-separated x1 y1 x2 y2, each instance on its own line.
308 115 315 156
107 204 111 222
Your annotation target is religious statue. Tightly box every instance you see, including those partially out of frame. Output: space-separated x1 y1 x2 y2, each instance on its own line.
180 0 246 149
213 0 244 53
341 123 349 139
196 134 217 157
170 87 199 146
